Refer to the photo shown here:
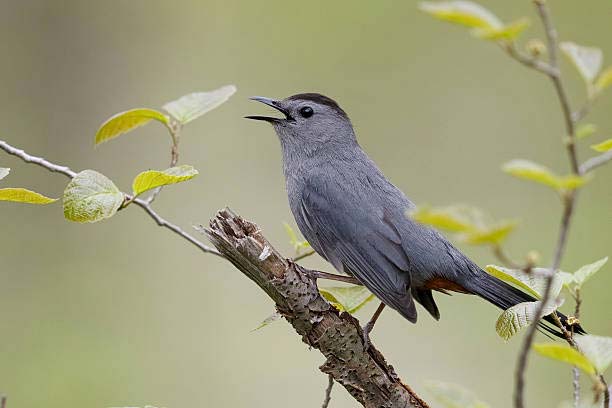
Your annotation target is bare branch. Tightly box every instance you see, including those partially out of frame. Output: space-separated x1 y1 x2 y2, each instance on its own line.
514 2 582 408
321 375 334 408
205 209 429 408
0 138 223 258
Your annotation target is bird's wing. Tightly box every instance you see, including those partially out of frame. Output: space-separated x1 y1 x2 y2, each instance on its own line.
298 175 418 322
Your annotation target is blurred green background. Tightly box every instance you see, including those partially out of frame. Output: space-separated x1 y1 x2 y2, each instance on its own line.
1 1 610 407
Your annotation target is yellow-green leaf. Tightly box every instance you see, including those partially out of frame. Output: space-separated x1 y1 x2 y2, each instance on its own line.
63 170 124 223
418 1 502 29
0 167 9 181
132 165 198 196
251 310 282 332
595 66 612 92
408 205 475 233
576 123 597 139
473 18 529 41
502 159 587 191
320 285 374 314
463 221 516 245
283 222 311 252
573 257 608 288
486 265 542 298
162 85 236 124
560 42 603 84
0 188 57 204
575 335 612 373
496 298 562 341
425 381 490 408
95 108 169 145
533 343 596 375
591 139 612 153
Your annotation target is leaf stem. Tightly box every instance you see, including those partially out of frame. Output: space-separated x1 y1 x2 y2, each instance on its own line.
293 249 316 262
147 120 183 204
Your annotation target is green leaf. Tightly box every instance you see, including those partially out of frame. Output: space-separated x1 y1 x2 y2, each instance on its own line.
251 310 282 332
576 123 598 139
591 139 612 153
63 170 124 223
418 1 502 29
162 85 236 124
132 165 198 196
573 257 608 288
424 381 490 408
409 205 475 233
595 66 612 92
533 343 596 375
0 167 9 181
485 265 542 298
283 222 311 252
503 159 587 191
0 188 57 204
575 335 612 373
560 42 603 84
473 18 529 41
319 285 374 314
409 205 516 246
496 298 562 341
95 108 169 145
462 221 516 245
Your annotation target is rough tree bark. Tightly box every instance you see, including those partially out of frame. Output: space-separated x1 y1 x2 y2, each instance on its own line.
205 208 429 408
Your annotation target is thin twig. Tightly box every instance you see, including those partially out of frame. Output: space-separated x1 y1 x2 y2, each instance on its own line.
492 245 521 269
572 367 580 408
1 395 5 408
0 138 223 258
501 42 556 76
147 121 182 204
321 374 334 408
293 249 316 262
514 2 582 408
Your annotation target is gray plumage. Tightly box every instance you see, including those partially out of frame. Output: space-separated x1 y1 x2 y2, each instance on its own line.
247 93 581 335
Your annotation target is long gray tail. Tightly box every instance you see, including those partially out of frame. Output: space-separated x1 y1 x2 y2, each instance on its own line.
467 270 584 338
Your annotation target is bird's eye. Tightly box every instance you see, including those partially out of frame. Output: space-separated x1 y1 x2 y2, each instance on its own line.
299 106 314 118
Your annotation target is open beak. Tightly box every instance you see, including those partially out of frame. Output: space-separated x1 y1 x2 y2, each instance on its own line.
245 96 291 123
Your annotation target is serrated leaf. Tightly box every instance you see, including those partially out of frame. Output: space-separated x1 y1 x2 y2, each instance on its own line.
251 310 282 332
0 168 9 181
496 298 562 341
575 335 612 373
473 18 529 41
132 165 198 196
595 66 612 92
560 42 603 84
503 159 587 191
0 188 57 204
162 85 236 124
419 1 502 29
63 170 124 223
574 257 608 288
424 381 490 408
96 108 169 145
463 221 516 245
591 139 612 153
576 123 598 139
534 343 596 375
319 286 374 314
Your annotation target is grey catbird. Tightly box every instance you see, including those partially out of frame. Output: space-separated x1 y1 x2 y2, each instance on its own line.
247 93 582 341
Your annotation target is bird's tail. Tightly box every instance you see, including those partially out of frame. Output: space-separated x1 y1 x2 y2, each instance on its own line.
466 270 585 338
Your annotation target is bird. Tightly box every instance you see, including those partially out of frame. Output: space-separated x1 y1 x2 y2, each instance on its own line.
246 92 583 344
